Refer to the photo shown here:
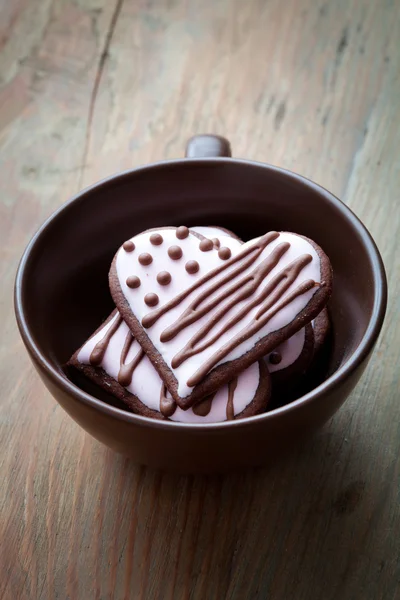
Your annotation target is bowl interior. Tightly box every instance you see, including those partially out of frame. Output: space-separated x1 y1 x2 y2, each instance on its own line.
19 160 381 409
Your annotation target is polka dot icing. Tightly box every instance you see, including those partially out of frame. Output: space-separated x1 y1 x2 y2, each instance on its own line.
218 247 232 260
269 351 282 365
199 239 213 252
168 245 183 260
157 271 171 285
144 293 159 307
123 241 135 252
150 233 163 245
176 226 189 240
139 252 153 265
185 260 199 274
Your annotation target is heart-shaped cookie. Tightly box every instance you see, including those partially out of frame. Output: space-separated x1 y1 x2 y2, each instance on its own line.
69 310 270 423
110 227 332 408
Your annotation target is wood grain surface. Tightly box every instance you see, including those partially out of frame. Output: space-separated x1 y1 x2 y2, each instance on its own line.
1 0 399 598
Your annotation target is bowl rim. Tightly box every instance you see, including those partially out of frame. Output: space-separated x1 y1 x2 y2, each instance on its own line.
14 157 387 431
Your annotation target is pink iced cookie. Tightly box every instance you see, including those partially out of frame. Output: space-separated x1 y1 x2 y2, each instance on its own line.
69 310 270 423
109 227 332 408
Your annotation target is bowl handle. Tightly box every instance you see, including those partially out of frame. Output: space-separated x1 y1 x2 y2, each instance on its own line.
185 134 232 158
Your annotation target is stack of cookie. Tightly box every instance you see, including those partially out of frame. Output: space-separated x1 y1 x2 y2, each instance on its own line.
68 225 332 422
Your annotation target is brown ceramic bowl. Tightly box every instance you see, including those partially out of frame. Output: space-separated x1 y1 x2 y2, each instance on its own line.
15 135 387 472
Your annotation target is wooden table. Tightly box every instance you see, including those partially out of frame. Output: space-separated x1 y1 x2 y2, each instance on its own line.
1 1 399 598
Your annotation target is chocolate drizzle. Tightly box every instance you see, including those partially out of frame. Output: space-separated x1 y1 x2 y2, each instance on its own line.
90 314 123 366
226 377 238 420
86 311 248 419
187 278 317 387
118 333 145 386
142 232 280 329
159 384 176 417
254 256 312 320
192 393 215 416
171 253 313 369
164 241 291 347
89 314 144 387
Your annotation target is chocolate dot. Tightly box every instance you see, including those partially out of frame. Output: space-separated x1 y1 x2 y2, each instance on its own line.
269 351 282 365
139 252 153 265
126 276 141 289
176 226 189 240
212 238 221 248
123 240 135 252
185 260 199 274
218 246 232 260
144 293 159 307
157 271 171 285
168 245 182 260
199 238 213 252
150 233 163 245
